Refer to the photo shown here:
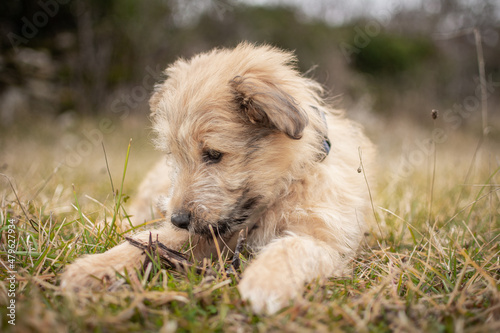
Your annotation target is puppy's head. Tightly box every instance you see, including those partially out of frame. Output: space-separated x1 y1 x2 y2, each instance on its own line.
150 43 326 238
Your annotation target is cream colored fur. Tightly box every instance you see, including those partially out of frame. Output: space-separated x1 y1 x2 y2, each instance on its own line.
61 43 375 314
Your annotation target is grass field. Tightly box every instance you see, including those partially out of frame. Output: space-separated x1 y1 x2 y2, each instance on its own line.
1 114 499 332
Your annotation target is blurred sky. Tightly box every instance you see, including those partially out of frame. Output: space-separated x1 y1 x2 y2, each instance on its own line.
172 0 500 34
241 0 424 24
241 0 500 29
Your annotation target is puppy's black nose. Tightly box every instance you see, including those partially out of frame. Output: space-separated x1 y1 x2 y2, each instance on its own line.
171 210 191 230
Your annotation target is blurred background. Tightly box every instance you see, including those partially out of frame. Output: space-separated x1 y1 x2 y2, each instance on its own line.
1 3 499 330
1 0 499 122
1 0 499 204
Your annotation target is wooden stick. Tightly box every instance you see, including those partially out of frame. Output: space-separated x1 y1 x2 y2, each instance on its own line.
125 234 212 275
126 230 248 278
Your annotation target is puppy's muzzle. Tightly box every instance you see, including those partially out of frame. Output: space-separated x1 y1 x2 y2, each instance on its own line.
171 210 191 230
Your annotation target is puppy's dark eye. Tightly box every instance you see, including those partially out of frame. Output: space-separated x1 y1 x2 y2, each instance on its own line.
203 149 223 164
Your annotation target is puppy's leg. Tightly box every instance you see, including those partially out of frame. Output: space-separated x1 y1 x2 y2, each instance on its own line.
60 223 187 291
238 234 344 314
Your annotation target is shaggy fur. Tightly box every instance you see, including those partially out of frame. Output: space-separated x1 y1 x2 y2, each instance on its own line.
61 43 375 314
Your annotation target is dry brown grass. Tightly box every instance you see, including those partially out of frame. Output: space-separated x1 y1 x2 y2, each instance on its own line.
1 114 499 332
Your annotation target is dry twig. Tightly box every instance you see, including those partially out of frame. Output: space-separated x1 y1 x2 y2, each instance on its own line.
126 233 211 275
126 230 248 278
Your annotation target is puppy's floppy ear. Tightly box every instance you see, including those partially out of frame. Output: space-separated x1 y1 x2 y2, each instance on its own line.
231 76 309 140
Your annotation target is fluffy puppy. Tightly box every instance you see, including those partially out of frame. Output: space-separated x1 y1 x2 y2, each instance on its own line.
61 43 375 314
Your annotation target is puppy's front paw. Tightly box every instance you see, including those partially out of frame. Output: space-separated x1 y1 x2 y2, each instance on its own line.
60 254 118 291
60 242 145 291
238 264 299 314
